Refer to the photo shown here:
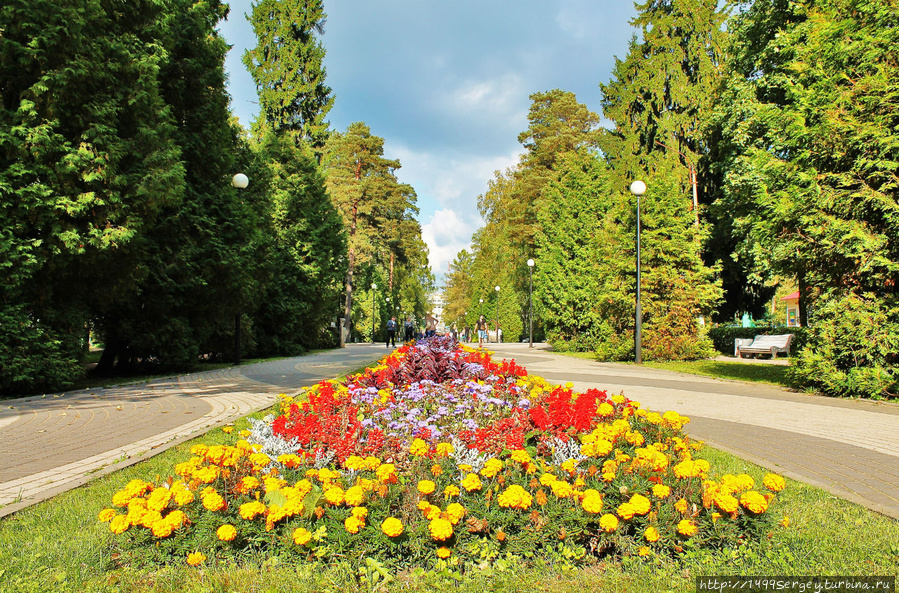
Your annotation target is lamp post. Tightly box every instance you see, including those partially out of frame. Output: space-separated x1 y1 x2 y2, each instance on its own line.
527 258 535 348
494 285 500 343
231 173 248 365
479 298 483 316
371 283 377 343
630 180 646 364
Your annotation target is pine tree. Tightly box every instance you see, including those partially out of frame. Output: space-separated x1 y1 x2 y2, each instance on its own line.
243 0 334 148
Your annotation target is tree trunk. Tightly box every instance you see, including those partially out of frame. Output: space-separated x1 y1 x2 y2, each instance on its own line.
389 251 394 291
342 204 358 347
798 271 809 327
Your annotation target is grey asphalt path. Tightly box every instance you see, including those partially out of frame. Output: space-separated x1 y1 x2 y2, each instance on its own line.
0 344 386 518
487 342 899 520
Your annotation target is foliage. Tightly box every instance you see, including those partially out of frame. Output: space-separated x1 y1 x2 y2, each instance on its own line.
789 294 898 399
101 339 788 573
712 0 899 396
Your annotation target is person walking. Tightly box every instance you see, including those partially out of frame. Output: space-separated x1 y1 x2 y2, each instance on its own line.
386 316 397 348
404 316 414 342
475 314 488 348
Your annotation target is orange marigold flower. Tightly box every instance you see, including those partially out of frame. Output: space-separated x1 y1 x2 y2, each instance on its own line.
740 491 769 514
417 480 436 495
652 484 671 498
535 489 548 506
217 524 237 541
629 494 651 515
617 502 636 520
323 487 345 506
436 546 452 558
763 473 786 492
645 526 660 542
445 502 466 524
201 492 226 512
677 519 697 537
431 464 443 477
674 498 689 514
581 492 604 514
109 515 130 535
443 485 460 498
638 546 651 557
98 508 116 522
461 473 482 492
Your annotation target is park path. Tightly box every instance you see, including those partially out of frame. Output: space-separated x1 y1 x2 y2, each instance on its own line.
1 341 897 520
0 344 386 518
489 343 899 520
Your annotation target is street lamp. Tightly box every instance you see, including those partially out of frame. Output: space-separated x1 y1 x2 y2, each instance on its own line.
494 285 501 343
371 283 377 343
630 180 646 364
527 259 535 347
231 173 248 365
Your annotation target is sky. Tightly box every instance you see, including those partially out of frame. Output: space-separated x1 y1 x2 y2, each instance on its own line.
218 0 639 282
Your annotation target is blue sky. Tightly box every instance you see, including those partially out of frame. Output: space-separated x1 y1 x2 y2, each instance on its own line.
218 1 638 281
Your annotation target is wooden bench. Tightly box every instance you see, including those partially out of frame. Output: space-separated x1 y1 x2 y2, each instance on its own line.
735 334 793 358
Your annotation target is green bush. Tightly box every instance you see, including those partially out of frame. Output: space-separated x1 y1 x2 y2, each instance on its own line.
788 294 898 399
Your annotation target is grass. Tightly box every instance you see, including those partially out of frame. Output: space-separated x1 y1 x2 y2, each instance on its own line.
643 360 795 389
548 350 795 390
1 408 897 593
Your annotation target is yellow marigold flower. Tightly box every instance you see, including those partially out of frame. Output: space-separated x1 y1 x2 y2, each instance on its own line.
443 485 460 498
424 504 442 520
146 488 173 512
344 455 366 471
173 486 195 506
376 464 397 483
629 494 651 515
436 546 452 559
611 394 626 405
217 524 237 541
740 491 769 514
652 484 671 498
323 487 345 506
381 517 404 537
480 458 503 478
222 426 233 434
617 502 636 520
344 515 364 534
166 510 187 528
780 516 790 528
409 438 429 456
186 552 206 567
646 412 662 425
763 473 786 492
677 519 697 537
351 506 368 519
445 502 466 524
292 527 312 545
674 498 689 514
344 485 365 507
428 517 453 541
431 464 443 477
638 546 651 557
601 472 616 483
712 512 722 522
417 480 436 495
238 501 266 520
714 493 739 514
599 514 619 532
364 456 381 471
461 473 482 492
263 476 286 492
560 459 578 474
277 454 301 469
109 515 130 534
645 526 660 542
694 459 710 475
673 459 700 479
597 402 615 417
417 500 431 512
497 485 533 510
201 491 225 512
539 473 557 486
550 480 574 499
98 508 117 522
190 444 209 457
294 479 313 496
111 490 133 508
193 466 219 484
581 492 604 514
510 449 532 464
458 464 472 473
249 452 271 467
435 442 454 457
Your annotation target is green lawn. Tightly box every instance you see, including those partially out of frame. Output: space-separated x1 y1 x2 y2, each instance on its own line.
1 407 896 593
643 360 795 389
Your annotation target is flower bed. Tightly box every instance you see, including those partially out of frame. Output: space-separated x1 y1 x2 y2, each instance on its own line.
100 337 787 570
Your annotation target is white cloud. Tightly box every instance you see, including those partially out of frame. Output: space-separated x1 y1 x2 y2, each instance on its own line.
421 209 480 281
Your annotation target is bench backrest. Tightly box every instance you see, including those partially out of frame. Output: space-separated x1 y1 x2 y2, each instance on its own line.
751 334 792 348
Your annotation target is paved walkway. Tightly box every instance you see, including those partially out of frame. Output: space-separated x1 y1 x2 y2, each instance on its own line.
1 342 897 521
488 343 899 520
0 344 386 518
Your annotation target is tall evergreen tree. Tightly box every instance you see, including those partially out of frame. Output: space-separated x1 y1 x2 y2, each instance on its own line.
714 0 899 396
243 0 334 148
0 0 185 390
